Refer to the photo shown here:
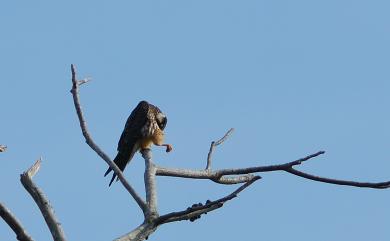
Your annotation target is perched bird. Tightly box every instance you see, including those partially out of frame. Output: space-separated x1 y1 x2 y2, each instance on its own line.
104 100 172 186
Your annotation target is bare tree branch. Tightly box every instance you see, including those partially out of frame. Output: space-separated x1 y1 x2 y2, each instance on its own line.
70 66 390 241
116 176 260 241
286 168 390 189
155 151 324 179
213 151 326 177
141 149 158 220
0 202 34 241
157 150 390 189
115 222 157 241
156 176 260 225
212 174 258 184
0 145 7 152
206 128 234 170
20 159 67 241
70 64 147 214
0 146 33 241
69 67 266 241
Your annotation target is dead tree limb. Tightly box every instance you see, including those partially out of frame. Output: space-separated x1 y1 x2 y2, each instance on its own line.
114 149 260 241
70 66 262 241
20 159 67 241
285 168 390 188
156 175 260 225
141 149 158 220
0 202 34 241
70 64 148 215
70 65 390 241
156 149 390 189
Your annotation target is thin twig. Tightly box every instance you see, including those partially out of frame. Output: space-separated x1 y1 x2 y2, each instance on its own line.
0 202 34 241
214 128 234 146
77 78 91 86
206 128 234 170
20 159 67 241
156 176 260 224
286 168 390 189
70 64 147 214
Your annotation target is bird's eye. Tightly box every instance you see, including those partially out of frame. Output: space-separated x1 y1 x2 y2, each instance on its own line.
158 117 167 130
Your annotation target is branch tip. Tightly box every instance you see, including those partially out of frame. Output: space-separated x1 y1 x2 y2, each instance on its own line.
214 128 234 146
290 150 326 167
20 159 66 241
23 159 41 178
0 145 6 152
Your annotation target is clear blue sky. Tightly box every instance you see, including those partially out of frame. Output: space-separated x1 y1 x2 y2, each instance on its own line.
1 1 389 240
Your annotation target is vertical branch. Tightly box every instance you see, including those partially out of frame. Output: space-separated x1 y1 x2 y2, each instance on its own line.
141 149 158 220
20 159 67 241
0 202 34 241
205 128 234 170
205 142 215 170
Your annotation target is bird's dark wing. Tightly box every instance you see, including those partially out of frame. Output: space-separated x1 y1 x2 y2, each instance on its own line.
104 101 150 186
117 100 150 154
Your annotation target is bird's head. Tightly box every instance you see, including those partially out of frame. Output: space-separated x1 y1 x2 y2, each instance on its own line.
156 112 167 130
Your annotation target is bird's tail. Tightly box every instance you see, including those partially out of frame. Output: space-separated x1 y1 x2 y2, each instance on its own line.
104 152 128 186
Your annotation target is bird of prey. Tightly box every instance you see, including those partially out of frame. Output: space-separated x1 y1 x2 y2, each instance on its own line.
104 100 172 186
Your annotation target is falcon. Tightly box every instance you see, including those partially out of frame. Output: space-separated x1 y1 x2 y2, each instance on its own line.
104 100 172 186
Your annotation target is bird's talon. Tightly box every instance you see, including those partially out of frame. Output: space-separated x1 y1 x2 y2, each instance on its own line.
166 144 173 152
